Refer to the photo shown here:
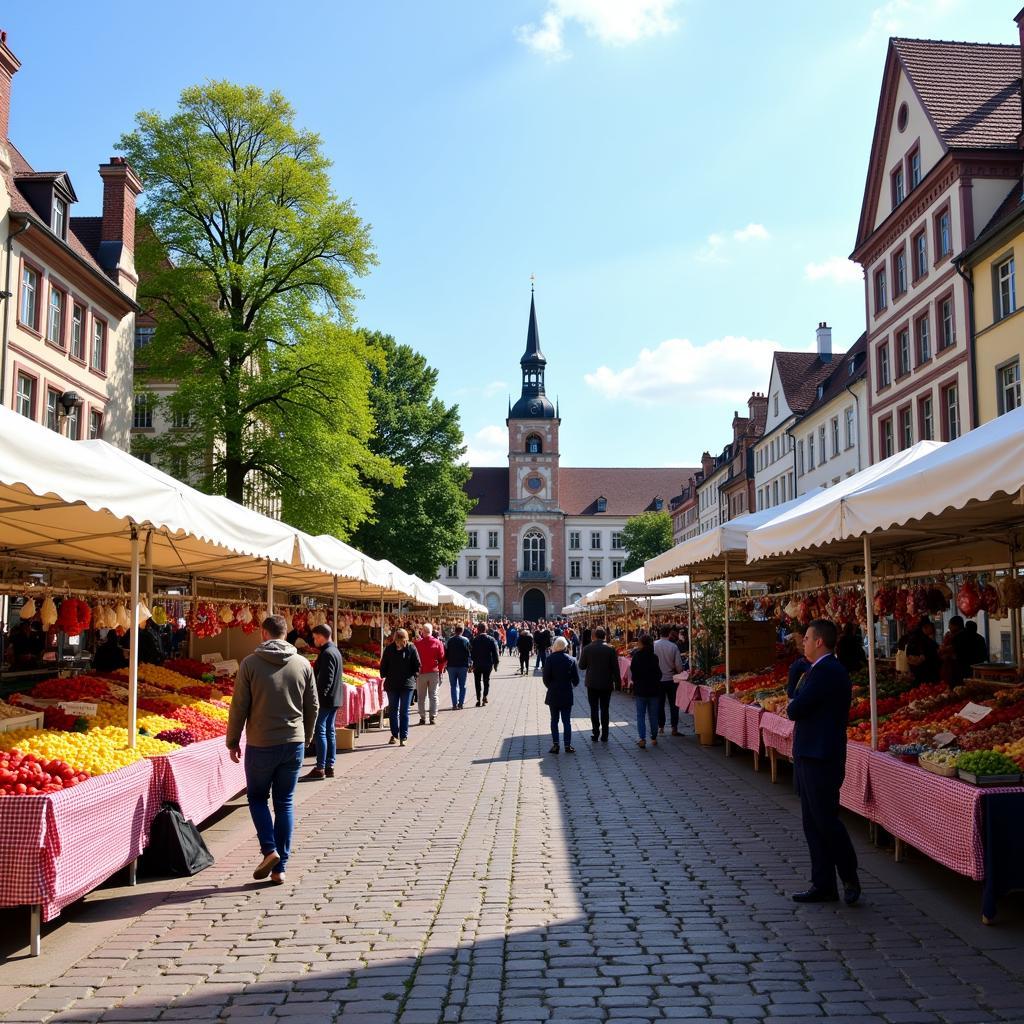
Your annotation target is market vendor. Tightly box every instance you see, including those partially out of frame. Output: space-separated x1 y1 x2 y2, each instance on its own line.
93 629 127 672
904 617 940 683
121 609 165 665
5 619 44 670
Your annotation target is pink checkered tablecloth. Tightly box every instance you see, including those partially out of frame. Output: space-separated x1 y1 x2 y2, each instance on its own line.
154 737 247 827
0 758 156 921
759 711 794 759
840 740 874 818
618 657 632 692
676 678 712 714
339 682 363 727
360 678 387 717
715 696 762 751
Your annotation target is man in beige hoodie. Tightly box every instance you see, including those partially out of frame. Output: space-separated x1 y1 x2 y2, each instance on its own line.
227 615 318 884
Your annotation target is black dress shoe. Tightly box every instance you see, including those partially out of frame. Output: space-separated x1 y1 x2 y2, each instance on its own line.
591 733 599 742
791 887 839 903
843 881 861 906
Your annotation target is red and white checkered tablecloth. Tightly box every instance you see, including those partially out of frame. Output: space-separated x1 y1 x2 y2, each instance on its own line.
339 682 363 727
0 758 156 921
676 679 712 714
715 696 762 751
618 657 632 693
360 678 387 717
840 740 874 817
759 711 794 759
154 737 247 827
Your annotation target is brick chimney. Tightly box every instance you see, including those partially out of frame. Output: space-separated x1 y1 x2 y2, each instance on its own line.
97 156 143 294
816 321 832 362
0 30 21 171
747 391 768 431
701 450 713 477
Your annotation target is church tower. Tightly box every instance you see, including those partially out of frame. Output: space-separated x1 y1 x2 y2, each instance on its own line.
504 288 564 621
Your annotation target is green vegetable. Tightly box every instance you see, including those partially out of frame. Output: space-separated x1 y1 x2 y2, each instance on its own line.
956 750 1020 776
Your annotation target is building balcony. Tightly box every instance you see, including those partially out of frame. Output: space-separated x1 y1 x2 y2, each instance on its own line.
517 570 553 582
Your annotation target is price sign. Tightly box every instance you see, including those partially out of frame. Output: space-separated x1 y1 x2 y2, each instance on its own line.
213 659 239 676
956 702 993 724
201 653 224 664
933 731 957 747
59 701 98 717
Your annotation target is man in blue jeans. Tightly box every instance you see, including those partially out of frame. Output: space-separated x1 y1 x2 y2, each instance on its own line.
305 624 344 779
226 615 318 884
444 625 471 710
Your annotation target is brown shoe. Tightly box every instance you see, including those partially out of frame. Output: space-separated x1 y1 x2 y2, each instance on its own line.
637 739 647 749
651 737 658 746
325 766 335 777
304 767 325 780
270 871 286 885
389 736 397 745
253 851 280 880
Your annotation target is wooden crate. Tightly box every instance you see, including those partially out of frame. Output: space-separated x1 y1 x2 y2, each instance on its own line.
0 710 45 734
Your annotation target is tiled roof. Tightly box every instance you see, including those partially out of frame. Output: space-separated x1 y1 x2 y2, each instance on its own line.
773 352 836 415
558 467 698 516
4 142 123 288
465 468 509 516
893 38 1021 150
970 178 1024 252
795 334 868 422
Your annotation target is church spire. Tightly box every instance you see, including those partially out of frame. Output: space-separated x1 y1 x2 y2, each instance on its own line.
510 284 555 420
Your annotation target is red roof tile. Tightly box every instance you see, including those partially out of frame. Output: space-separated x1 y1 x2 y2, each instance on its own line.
794 335 868 422
465 468 509 516
773 352 836 415
893 38 1021 150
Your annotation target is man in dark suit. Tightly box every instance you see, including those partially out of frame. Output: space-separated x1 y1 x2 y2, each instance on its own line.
786 618 860 906
578 626 621 743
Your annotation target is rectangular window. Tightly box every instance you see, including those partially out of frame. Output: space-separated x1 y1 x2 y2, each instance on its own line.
939 297 954 350
133 393 153 429
894 250 907 296
467 558 479 579
91 319 107 371
569 559 581 580
943 384 961 441
919 395 934 441
134 326 155 350
874 268 887 313
20 264 39 330
171 407 191 429
909 148 921 189
89 410 103 440
899 406 913 450
70 304 85 360
611 531 624 550
611 559 624 578
487 558 499 578
466 530 478 548
819 425 826 463
897 329 911 378
487 530 498 549
46 388 60 431
569 530 581 550
937 209 951 258
916 314 930 364
913 230 928 280
15 372 35 419
590 559 602 580
880 416 894 459
830 416 840 457
772 479 779 506
590 531 601 549
797 440 804 476
997 360 1022 415
878 342 891 387
52 197 67 237
66 404 80 441
845 406 855 449
47 287 64 346
446 562 457 579
807 433 815 470
996 255 1016 320
892 166 905 206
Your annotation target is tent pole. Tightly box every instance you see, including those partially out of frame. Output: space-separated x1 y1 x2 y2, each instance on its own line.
380 592 385 652
687 577 693 666
128 527 140 749
724 553 731 694
266 559 274 614
863 535 879 751
333 575 339 639
144 530 153 605
1010 544 1021 670
188 574 197 658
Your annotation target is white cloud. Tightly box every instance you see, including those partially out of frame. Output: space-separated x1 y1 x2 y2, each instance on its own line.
463 424 508 465
482 380 509 398
584 335 794 405
804 257 864 285
517 0 681 59
733 222 769 242
859 0 962 45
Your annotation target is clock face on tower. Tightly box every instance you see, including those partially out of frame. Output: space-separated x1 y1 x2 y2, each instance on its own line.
526 476 543 492
528 401 541 415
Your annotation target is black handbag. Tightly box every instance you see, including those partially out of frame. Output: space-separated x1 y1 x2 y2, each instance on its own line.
141 801 215 877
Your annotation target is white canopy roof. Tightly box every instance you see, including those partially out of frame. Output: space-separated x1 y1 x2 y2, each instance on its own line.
431 581 487 615
644 490 823 582
745 440 944 563
588 566 690 603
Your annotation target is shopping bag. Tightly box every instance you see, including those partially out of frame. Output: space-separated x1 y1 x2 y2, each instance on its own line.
140 801 215 876
895 648 910 675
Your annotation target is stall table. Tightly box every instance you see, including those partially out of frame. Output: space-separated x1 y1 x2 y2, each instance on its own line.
153 737 247 827
618 656 632 693
715 695 763 769
759 711 794 782
674 674 711 714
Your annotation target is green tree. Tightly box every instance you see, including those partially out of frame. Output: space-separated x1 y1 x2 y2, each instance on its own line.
120 81 398 534
692 581 725 672
351 332 474 579
621 511 674 573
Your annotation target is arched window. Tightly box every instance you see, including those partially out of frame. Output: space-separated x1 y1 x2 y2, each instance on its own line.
526 434 542 454
522 528 546 572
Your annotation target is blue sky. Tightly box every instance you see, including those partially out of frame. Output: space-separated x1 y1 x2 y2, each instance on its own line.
5 1 1015 468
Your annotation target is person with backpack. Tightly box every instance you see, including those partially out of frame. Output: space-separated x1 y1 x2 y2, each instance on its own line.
445 624 472 710
470 623 501 706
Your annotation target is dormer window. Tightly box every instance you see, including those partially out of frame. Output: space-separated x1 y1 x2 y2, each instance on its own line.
596 496 607 513
654 497 664 511
525 434 542 454
52 197 68 239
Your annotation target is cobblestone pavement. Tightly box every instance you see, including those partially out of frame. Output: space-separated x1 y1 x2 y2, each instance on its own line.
4 651 1024 1024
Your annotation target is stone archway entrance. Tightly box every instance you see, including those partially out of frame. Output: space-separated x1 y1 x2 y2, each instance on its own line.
522 588 546 622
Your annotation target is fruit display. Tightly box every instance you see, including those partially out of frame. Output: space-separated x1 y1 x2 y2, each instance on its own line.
955 749 1021 782
0 700 31 720
0 750 90 795
0 726 179 777
163 658 213 680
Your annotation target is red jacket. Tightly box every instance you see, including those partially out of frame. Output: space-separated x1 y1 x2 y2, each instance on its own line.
413 635 446 674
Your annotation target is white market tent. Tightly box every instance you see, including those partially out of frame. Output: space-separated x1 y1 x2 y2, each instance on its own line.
432 581 487 616
586 566 690 604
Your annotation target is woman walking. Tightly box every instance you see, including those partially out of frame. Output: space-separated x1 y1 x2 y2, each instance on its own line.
542 635 580 754
379 628 421 747
630 634 662 749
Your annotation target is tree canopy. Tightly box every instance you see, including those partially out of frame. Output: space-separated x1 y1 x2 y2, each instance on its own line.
121 81 398 535
621 511 674 573
350 332 474 579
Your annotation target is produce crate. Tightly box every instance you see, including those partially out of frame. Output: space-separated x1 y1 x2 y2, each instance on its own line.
0 710 45 734
957 769 1022 787
918 757 957 778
